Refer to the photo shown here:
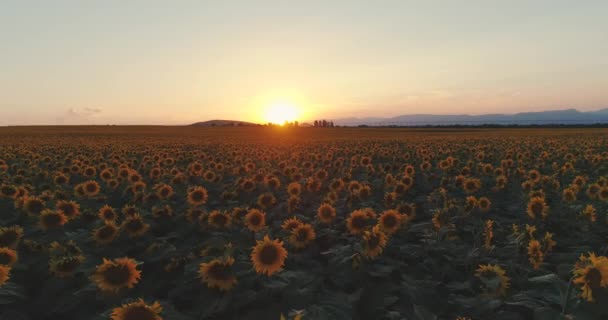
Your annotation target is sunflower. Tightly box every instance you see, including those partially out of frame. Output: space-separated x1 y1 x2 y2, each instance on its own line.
289 224 316 249
98 205 117 221
39 209 68 230
463 178 481 194
152 205 173 219
478 197 491 212
0 226 23 248
199 257 237 291
229 207 248 223
528 170 541 183
122 205 139 217
245 209 266 232
281 217 303 232
0 265 10 287
265 176 281 189
111 299 163 320
208 210 232 229
482 219 494 249
0 247 18 266
121 214 150 238
93 222 120 246
23 196 45 215
187 186 208 206
378 209 401 235
346 210 371 235
131 181 147 193
287 195 300 213
257 192 277 209
49 255 85 278
92 257 142 293
526 197 549 219
562 187 577 203
475 264 510 297
55 200 80 219
599 187 608 202
154 183 174 200
573 253 608 302
240 178 256 193
396 203 416 220
527 239 544 270
317 203 336 224
586 183 601 199
329 179 344 192
581 204 597 223
0 184 18 198
186 208 206 223
362 225 388 259
83 180 101 197
251 235 288 276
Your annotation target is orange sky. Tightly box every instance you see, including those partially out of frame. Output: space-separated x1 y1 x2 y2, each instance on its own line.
1 1 607 125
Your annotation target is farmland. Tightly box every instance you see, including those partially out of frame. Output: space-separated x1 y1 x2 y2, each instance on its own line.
1 126 608 320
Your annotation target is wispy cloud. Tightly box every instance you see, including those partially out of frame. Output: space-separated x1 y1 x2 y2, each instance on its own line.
57 107 103 124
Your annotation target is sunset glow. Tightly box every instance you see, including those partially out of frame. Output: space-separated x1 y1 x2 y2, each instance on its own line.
263 101 300 125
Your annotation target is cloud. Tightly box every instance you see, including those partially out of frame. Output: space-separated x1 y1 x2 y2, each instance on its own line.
57 107 103 124
66 107 102 117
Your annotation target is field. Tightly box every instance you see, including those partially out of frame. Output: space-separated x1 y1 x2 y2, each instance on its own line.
1 126 608 320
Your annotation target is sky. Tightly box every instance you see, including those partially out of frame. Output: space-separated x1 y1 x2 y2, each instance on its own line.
1 1 607 125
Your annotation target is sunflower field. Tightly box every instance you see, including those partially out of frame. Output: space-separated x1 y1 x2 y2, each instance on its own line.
1 126 608 320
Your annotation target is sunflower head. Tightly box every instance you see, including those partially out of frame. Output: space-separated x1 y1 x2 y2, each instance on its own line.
281 217 303 232
362 226 388 259
49 255 85 278
92 257 142 293
83 180 101 197
317 203 336 224
562 187 577 203
0 247 18 266
0 265 10 287
39 209 68 230
245 209 266 232
93 222 120 246
55 200 80 219
198 257 237 291
378 209 401 235
251 235 288 276
527 197 549 219
475 264 510 297
527 239 544 270
111 299 163 320
0 226 24 248
121 214 150 238
478 197 491 212
346 210 371 235
155 183 174 200
23 196 45 215
208 210 232 229
289 224 316 249
187 186 208 206
573 253 608 302
99 205 117 221
257 192 277 209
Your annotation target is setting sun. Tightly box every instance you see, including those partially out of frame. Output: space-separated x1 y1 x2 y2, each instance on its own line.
263 101 300 125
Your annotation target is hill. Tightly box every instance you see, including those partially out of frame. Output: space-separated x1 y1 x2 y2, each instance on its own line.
334 108 608 126
190 120 259 127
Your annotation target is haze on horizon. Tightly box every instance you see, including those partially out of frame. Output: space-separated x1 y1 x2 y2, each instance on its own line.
1 1 607 126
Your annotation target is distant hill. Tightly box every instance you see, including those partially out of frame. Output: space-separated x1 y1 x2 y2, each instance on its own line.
333 108 608 126
190 120 260 127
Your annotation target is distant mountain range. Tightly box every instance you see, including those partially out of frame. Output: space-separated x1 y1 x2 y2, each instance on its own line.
332 108 608 126
190 120 259 127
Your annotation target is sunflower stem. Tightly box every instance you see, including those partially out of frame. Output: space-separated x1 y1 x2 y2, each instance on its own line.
561 276 574 315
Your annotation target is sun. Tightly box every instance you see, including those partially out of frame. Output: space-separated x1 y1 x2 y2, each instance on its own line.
264 101 300 125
